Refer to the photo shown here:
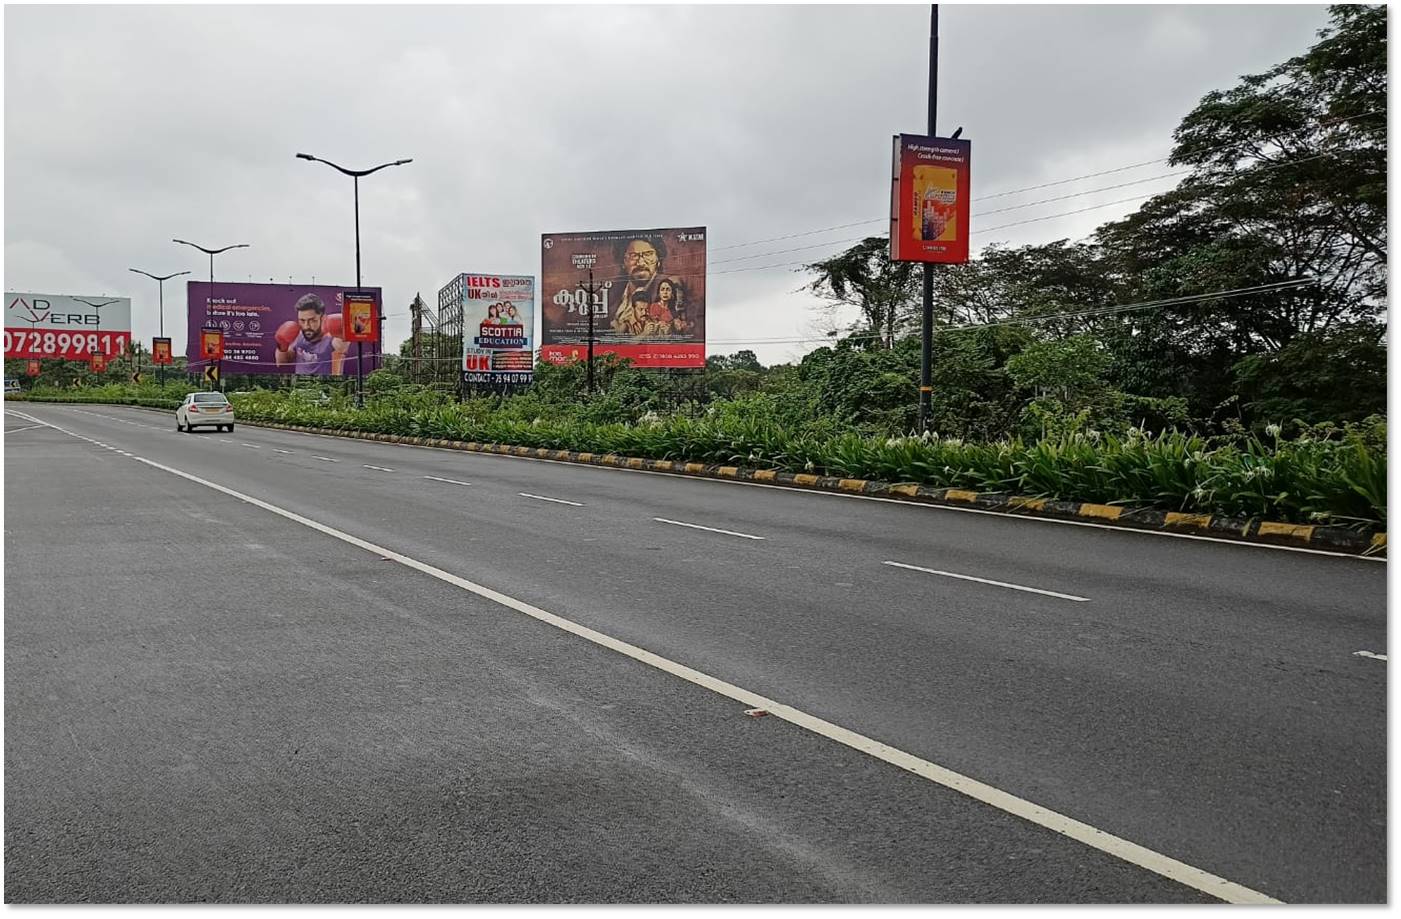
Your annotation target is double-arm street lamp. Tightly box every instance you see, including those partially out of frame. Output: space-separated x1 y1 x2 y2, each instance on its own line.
172 239 249 389
295 152 412 407
129 268 191 383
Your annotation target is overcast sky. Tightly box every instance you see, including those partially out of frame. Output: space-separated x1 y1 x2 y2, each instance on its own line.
5 3 1332 366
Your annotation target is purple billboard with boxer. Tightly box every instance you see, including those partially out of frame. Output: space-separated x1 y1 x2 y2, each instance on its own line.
185 282 382 375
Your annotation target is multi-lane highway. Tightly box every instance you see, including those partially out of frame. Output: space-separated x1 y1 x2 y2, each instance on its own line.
4 402 1386 903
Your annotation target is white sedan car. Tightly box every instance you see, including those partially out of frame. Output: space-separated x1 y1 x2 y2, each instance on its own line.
177 392 235 432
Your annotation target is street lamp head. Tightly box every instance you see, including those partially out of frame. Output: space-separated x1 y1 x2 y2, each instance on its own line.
296 153 316 161
394 159 413 166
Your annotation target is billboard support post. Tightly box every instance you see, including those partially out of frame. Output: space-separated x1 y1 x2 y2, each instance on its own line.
919 3 939 434
585 267 597 394
130 268 191 385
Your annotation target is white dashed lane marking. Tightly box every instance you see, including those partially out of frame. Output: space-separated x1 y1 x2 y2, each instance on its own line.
519 492 584 507
424 475 472 487
883 560 1089 602
653 517 765 540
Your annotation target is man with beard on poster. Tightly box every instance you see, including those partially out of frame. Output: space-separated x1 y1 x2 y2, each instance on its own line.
609 236 667 333
274 293 349 375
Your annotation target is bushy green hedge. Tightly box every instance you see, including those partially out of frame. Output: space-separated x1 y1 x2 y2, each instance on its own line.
15 385 1384 527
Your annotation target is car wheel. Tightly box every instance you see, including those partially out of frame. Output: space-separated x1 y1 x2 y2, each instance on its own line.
176 419 183 431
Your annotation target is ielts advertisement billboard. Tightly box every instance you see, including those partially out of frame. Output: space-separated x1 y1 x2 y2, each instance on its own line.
890 134 971 264
454 273 535 385
186 282 381 376
539 227 705 368
4 292 132 360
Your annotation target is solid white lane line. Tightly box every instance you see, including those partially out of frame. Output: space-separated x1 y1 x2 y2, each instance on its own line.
519 492 584 506
654 517 766 541
424 475 472 487
275 449 294 454
1353 650 1387 661
312 455 340 463
7 406 1281 905
883 560 1090 602
363 464 396 473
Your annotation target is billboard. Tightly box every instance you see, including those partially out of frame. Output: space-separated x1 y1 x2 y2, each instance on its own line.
449 273 535 385
4 292 132 361
200 329 224 361
540 227 705 368
186 282 382 376
890 134 971 264
343 292 379 344
152 338 173 365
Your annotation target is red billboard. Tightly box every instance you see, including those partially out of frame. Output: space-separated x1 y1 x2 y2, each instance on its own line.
89 352 107 373
25 360 39 376
890 134 971 264
5 293 132 361
343 292 379 344
540 227 706 368
152 338 173 365
200 329 224 362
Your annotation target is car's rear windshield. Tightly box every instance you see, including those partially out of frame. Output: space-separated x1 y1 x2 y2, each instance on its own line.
193 393 228 403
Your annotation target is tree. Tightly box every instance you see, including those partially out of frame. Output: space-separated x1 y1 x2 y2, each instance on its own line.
803 237 920 349
706 350 763 372
1232 322 1386 429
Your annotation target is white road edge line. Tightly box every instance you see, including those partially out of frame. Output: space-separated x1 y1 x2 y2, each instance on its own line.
312 455 340 463
519 492 584 506
3 407 1282 905
654 517 766 541
1353 650 1387 662
363 464 396 473
424 475 472 487
3 424 46 434
883 560 1090 602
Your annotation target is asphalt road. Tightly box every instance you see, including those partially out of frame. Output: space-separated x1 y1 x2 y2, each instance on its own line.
4 402 1386 903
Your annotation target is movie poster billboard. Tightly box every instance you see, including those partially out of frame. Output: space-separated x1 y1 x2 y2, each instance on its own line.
454 274 535 385
152 338 173 365
890 134 971 264
4 292 132 361
540 227 705 368
186 282 382 376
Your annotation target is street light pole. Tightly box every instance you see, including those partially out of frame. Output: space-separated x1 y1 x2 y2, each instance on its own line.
918 4 939 433
172 240 249 392
129 268 191 385
295 152 412 408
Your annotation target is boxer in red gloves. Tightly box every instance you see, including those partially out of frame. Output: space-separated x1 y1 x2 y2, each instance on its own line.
274 293 349 375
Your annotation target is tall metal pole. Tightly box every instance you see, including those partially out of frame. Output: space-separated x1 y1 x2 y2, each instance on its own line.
295 154 411 404
157 279 165 385
586 267 596 394
918 4 939 433
354 174 364 408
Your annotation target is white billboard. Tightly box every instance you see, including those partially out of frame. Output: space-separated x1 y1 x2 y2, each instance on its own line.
456 274 535 385
4 292 133 361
